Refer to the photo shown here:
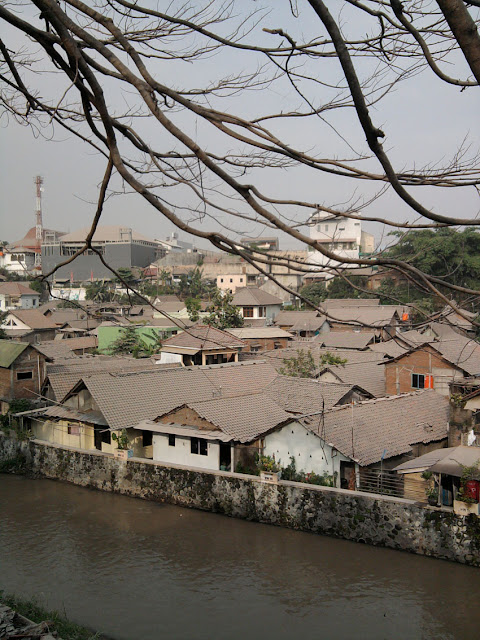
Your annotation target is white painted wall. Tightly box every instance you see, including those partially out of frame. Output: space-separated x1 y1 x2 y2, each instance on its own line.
51 287 87 301
153 433 220 470
264 421 352 478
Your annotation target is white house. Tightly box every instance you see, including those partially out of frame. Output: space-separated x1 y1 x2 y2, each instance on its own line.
308 212 374 271
0 247 36 276
264 420 355 484
0 282 40 311
232 287 283 323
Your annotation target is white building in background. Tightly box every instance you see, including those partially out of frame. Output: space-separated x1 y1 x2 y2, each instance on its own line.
0 247 37 276
308 212 374 273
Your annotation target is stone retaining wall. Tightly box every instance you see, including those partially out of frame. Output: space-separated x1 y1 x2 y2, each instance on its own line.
2 434 480 566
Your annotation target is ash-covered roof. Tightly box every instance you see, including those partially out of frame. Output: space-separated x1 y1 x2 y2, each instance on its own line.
301 390 449 466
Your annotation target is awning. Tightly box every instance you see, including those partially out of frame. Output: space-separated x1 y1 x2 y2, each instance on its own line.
394 445 480 477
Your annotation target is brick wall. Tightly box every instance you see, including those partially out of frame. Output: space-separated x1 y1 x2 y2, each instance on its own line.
0 347 47 404
385 346 459 395
241 337 290 352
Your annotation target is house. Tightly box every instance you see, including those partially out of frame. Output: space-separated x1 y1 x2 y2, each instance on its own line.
217 274 248 293
0 247 37 276
275 310 324 334
34 336 98 360
308 212 374 269
394 445 480 507
0 282 40 311
232 287 283 323
320 305 406 338
29 360 279 456
1 309 59 342
138 392 292 471
264 390 449 489
315 348 387 397
384 335 480 396
226 327 293 352
315 331 376 350
0 340 51 411
158 325 246 366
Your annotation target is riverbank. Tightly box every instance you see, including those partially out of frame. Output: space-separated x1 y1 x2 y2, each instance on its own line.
0 593 106 640
2 433 480 566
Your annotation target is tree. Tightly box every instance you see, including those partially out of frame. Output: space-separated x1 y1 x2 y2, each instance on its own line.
299 283 327 308
0 311 7 339
326 276 372 300
279 349 347 378
109 325 162 358
1 1 479 329
85 281 116 303
185 297 202 323
205 290 244 329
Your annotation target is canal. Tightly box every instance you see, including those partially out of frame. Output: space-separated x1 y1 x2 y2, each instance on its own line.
1 476 479 639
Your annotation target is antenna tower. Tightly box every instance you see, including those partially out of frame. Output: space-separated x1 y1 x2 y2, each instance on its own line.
34 176 44 268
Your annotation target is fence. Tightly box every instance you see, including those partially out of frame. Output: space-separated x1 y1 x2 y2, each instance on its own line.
359 468 405 498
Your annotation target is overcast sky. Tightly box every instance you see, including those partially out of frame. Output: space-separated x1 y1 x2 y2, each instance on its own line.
1 1 479 251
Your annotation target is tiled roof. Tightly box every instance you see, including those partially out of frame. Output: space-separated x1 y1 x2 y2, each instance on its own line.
368 341 408 359
321 298 380 308
227 327 293 340
161 325 245 352
275 310 319 327
263 375 365 413
0 282 39 296
320 353 386 398
9 309 59 330
301 390 449 466
384 335 480 377
232 287 283 306
321 306 402 328
43 405 108 426
185 393 291 442
34 336 98 360
290 317 327 332
200 360 278 396
69 361 281 431
45 356 163 401
316 332 375 349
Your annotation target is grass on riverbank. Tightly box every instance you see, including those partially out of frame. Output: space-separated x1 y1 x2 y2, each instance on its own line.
0 592 108 640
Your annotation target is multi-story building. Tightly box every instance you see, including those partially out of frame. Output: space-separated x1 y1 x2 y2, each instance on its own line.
308 212 374 272
42 225 161 281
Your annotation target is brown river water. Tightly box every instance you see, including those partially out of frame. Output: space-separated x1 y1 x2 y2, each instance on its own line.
1 475 479 640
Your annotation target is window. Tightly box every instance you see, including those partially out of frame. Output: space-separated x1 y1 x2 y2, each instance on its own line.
243 306 254 318
220 278 224 283
230 278 233 283
16 371 33 380
143 430 153 447
101 430 111 444
239 278 243 283
168 434 176 447
412 374 425 389
68 425 80 436
324 225 329 231
258 306 266 318
317 224 322 231
412 374 433 389
191 437 208 455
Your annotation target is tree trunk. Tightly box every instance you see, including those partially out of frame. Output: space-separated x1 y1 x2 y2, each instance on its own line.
436 0 480 84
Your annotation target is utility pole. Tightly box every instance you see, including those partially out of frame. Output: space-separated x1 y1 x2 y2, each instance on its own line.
34 175 43 269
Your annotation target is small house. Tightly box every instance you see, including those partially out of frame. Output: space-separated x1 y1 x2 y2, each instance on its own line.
0 282 40 311
0 340 51 411
232 287 283 323
158 325 246 366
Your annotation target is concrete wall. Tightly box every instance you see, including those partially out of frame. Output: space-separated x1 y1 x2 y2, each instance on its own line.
2 434 480 566
264 421 353 478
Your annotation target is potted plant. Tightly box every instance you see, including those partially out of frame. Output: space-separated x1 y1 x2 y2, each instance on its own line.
112 429 133 460
453 460 480 516
422 471 438 506
257 454 282 484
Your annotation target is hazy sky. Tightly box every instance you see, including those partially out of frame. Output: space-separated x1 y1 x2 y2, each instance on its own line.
1 1 479 251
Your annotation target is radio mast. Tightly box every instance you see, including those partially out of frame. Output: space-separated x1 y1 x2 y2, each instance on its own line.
34 175 43 268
